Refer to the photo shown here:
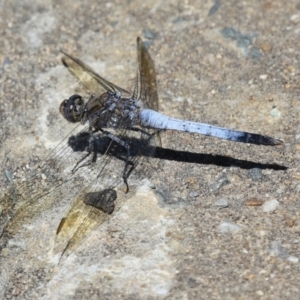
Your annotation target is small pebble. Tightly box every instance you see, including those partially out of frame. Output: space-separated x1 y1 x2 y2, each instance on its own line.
287 256 299 263
2 57 12 67
213 198 228 208
269 240 288 259
258 41 272 53
259 74 268 80
243 248 249 254
218 221 241 234
5 169 14 182
248 168 262 181
227 173 241 183
245 198 263 206
259 230 266 236
270 107 281 119
1 248 9 257
142 28 157 40
189 190 199 198
247 47 261 59
149 183 156 189
290 14 300 24
7 239 26 250
285 218 295 227
286 65 296 73
262 199 279 212
209 176 230 193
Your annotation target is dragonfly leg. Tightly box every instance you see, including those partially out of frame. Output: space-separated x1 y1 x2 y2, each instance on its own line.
129 126 152 136
98 128 133 193
130 126 162 138
71 134 97 172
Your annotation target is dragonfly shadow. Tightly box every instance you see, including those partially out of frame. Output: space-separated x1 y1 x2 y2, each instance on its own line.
155 147 287 170
69 132 287 171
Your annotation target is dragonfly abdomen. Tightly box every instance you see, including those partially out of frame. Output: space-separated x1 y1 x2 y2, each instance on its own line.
138 109 283 146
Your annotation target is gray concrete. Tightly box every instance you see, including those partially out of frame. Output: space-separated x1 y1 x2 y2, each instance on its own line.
0 0 298 299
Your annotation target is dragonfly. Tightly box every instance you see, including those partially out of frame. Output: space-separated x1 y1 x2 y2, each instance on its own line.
1 37 283 259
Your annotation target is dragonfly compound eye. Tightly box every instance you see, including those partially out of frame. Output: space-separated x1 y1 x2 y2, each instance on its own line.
59 94 85 123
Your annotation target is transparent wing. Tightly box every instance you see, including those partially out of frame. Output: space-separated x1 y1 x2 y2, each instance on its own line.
133 37 159 111
54 116 156 258
0 123 91 240
132 37 162 147
0 115 155 259
61 51 131 98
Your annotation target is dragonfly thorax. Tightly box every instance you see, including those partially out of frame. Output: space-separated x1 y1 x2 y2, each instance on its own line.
82 92 117 124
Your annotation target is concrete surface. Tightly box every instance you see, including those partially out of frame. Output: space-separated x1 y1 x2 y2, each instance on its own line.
0 0 299 299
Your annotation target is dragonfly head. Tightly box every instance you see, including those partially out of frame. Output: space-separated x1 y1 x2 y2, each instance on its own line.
60 94 85 123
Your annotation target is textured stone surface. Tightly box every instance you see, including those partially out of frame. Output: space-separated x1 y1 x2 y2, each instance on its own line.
0 0 299 299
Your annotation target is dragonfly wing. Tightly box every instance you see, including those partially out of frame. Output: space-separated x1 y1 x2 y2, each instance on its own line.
61 51 131 98
54 113 154 259
0 123 91 242
133 37 162 147
134 37 159 111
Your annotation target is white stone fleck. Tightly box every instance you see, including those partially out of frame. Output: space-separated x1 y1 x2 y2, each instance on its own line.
7 239 26 250
213 198 228 208
270 107 281 119
262 199 279 213
218 221 241 234
290 14 300 23
269 240 288 259
259 230 266 236
173 96 184 102
259 74 268 80
287 256 299 263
